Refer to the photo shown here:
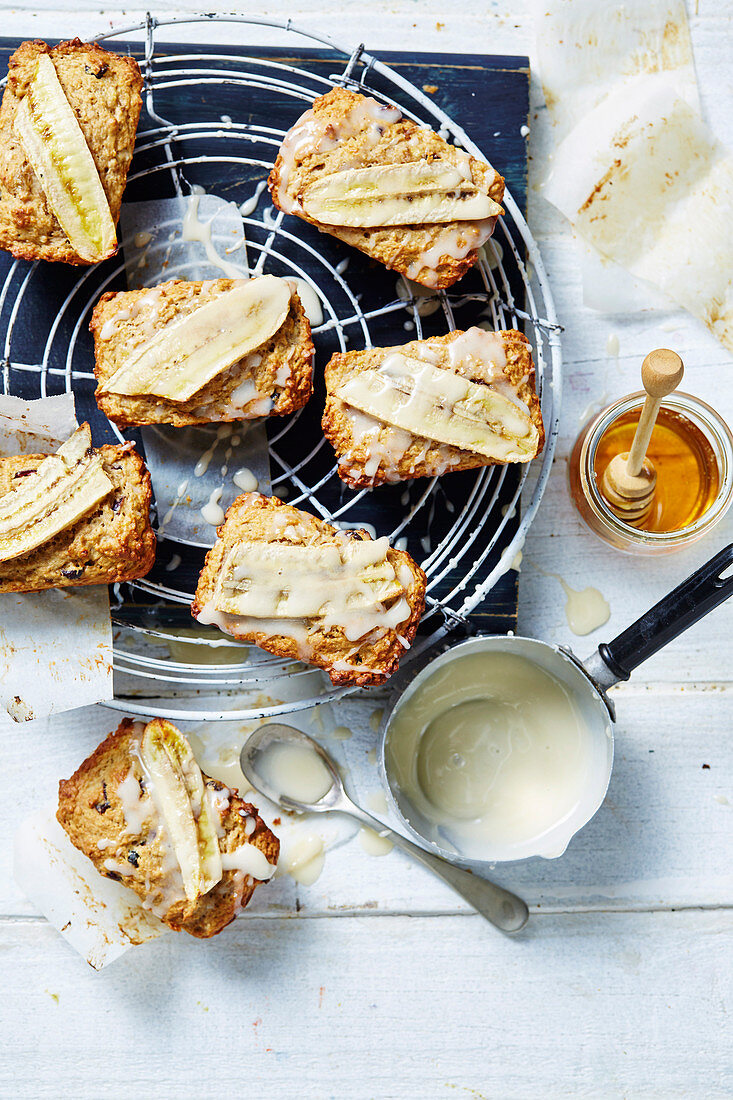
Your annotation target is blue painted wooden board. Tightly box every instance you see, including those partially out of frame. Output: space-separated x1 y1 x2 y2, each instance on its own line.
0 42 530 633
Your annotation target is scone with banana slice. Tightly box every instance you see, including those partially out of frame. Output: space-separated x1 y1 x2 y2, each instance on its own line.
91 276 315 429
269 87 504 289
191 492 426 687
0 39 142 265
322 327 544 489
0 422 155 593
57 717 279 939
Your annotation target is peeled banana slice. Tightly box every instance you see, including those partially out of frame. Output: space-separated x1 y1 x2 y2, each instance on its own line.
14 54 117 262
140 720 223 904
0 423 114 563
335 355 539 462
99 277 291 402
301 161 502 227
215 537 403 619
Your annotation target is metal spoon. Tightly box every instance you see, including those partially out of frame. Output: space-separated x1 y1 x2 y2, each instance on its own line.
240 722 529 934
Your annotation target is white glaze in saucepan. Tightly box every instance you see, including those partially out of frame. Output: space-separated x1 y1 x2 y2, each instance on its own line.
381 543 733 866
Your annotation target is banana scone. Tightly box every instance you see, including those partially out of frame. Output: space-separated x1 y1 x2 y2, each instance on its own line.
91 276 315 429
191 492 426 687
0 39 142 265
322 327 544 489
269 87 505 289
57 717 279 939
0 422 155 593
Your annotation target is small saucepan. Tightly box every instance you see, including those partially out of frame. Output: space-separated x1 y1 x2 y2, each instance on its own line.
380 543 733 866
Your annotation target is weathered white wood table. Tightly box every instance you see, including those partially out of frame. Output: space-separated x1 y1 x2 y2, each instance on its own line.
1 3 731 1097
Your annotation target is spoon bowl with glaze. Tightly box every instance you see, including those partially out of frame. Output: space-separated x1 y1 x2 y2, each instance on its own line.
240 723 529 934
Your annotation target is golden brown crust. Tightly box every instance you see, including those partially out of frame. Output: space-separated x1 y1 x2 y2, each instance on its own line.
322 329 545 489
0 38 142 265
268 87 505 289
90 278 315 429
0 441 156 592
191 492 426 687
57 718 280 940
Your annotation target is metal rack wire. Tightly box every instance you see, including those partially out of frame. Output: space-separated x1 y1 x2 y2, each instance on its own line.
0 15 562 720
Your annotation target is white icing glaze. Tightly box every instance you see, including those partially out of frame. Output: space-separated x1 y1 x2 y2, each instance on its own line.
280 833 325 886
405 220 498 286
201 486 225 526
276 97 402 212
225 373 272 418
116 769 151 836
216 537 401 622
285 277 324 327
256 740 333 803
103 858 134 877
196 530 413 661
338 329 534 475
195 601 315 660
220 843 276 880
206 784 231 838
100 280 289 403
233 466 258 492
99 288 163 342
336 349 535 461
194 424 231 478
182 192 244 279
239 180 267 217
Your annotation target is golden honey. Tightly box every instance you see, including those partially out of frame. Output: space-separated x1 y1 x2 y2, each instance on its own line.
569 393 733 554
593 406 720 532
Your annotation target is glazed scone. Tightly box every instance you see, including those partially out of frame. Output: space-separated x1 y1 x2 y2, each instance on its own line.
57 718 279 939
91 277 315 429
0 423 155 593
191 492 426 687
322 327 544 489
0 39 142 265
269 87 505 289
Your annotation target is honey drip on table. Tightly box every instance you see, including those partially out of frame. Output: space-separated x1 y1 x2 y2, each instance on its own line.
594 407 719 531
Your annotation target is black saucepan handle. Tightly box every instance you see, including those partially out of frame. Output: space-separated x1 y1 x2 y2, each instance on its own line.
597 543 733 682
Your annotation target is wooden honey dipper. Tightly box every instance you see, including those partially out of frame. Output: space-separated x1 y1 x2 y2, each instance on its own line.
601 349 684 522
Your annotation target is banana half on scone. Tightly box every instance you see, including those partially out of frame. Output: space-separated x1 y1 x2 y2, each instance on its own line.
0 422 155 593
192 492 426 687
0 39 142 264
91 276 315 429
269 87 505 289
57 717 279 939
322 327 544 489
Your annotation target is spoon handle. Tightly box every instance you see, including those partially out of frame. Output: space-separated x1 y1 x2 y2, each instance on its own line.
347 805 528 933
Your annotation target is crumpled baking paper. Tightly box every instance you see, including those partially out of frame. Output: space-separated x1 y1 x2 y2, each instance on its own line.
0 394 113 725
534 0 706 315
543 75 733 349
14 812 167 969
119 195 271 546
534 0 699 139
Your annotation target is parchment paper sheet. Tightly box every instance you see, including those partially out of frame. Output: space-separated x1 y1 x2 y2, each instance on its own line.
0 394 113 725
119 196 272 546
543 76 733 350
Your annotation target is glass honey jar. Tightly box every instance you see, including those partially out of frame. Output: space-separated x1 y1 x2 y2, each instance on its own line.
569 392 733 553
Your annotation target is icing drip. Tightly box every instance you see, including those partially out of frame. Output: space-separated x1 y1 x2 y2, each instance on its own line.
99 288 163 341
405 221 498 287
337 329 534 477
276 97 402 212
221 844 276 880
196 532 414 663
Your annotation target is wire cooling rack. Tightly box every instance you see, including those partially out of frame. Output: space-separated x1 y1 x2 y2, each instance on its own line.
0 15 562 720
